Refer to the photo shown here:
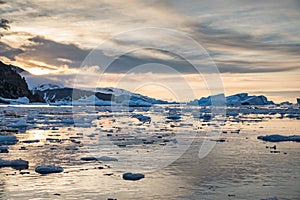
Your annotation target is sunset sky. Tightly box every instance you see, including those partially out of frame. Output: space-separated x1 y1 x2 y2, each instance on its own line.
0 0 299 102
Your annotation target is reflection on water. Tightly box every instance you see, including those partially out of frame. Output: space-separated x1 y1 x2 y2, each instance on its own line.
0 105 299 199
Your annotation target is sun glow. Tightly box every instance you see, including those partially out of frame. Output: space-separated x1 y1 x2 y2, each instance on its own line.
27 67 52 75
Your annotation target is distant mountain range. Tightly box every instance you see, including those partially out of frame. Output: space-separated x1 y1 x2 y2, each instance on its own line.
0 61 169 106
32 85 169 106
0 60 298 106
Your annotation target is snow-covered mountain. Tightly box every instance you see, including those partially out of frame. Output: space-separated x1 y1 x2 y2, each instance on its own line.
34 87 169 106
32 84 63 92
188 93 274 106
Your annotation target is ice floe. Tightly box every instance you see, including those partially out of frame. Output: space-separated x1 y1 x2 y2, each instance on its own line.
98 156 118 162
122 172 145 181
257 134 300 142
35 165 64 174
0 146 9 153
0 135 18 145
0 158 29 170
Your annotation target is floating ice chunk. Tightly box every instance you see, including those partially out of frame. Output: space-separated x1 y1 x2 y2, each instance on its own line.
87 133 96 137
0 136 18 145
210 138 226 142
0 146 9 153
61 119 74 124
35 165 64 174
65 146 78 151
98 156 118 162
261 197 278 200
122 172 145 181
132 114 151 123
8 118 29 128
22 139 40 143
257 134 300 142
80 157 98 161
0 158 29 170
167 114 181 120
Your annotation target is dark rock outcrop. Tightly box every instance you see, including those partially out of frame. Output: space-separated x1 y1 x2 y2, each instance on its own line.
0 61 44 103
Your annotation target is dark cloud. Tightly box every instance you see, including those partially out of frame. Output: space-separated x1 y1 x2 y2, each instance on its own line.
214 59 299 73
0 19 10 30
105 50 299 74
106 50 197 74
189 21 300 56
20 36 91 68
0 41 22 60
1 33 298 75
217 63 299 73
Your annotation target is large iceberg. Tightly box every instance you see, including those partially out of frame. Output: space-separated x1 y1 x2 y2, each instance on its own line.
188 93 274 106
188 94 225 106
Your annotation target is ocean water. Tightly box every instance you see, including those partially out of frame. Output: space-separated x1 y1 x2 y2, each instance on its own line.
0 105 299 200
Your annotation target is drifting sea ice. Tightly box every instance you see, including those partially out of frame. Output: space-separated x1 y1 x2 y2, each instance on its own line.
257 134 300 142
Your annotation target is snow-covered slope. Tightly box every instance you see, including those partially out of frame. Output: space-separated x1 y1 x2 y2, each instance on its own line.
32 84 63 92
34 87 169 106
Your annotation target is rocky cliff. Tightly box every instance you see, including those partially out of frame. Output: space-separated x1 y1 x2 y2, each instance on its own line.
0 61 45 103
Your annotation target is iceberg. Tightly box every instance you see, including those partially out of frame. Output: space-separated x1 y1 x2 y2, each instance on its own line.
98 156 118 162
35 165 64 174
0 136 18 145
8 118 29 128
188 94 225 106
257 134 300 142
0 146 9 153
122 172 145 181
132 114 151 123
80 156 98 161
0 158 29 170
188 93 274 106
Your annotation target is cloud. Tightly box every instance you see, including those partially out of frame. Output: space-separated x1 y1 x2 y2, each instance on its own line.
0 0 299 76
19 36 91 68
186 21 300 56
0 41 22 60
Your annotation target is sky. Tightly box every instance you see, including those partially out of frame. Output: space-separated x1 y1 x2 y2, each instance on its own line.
0 0 299 102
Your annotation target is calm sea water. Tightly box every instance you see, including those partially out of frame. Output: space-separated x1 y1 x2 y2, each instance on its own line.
0 105 299 200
